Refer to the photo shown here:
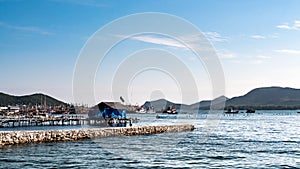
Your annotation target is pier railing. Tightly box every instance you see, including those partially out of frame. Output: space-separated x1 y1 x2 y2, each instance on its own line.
0 115 85 127
0 115 139 128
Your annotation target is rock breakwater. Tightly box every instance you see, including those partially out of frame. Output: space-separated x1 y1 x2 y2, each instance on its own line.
0 124 195 147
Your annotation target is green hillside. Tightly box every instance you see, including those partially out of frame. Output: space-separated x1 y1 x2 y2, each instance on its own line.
226 87 300 109
142 87 300 110
0 92 67 106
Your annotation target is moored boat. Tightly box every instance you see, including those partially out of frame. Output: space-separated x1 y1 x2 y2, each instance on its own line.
156 114 177 119
224 109 239 114
163 105 178 114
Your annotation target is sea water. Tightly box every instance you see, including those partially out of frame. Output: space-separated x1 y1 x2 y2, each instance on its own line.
0 110 299 168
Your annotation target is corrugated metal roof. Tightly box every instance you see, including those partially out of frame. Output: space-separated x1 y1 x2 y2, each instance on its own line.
98 102 128 110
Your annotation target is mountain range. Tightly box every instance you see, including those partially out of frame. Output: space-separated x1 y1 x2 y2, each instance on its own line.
0 92 66 106
226 87 300 109
142 87 300 110
1 86 300 110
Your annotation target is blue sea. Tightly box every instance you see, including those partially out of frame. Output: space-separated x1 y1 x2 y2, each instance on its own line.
0 110 299 168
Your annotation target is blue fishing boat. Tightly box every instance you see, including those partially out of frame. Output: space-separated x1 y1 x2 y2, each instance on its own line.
156 114 177 119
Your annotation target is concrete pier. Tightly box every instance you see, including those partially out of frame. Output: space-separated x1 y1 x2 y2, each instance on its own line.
0 124 195 147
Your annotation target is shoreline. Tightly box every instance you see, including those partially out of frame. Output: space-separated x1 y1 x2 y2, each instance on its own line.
0 124 195 147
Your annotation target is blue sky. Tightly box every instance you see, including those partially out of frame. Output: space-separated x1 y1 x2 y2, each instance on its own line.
1 0 300 105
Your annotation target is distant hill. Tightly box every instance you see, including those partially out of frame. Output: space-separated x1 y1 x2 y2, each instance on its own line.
142 87 300 110
226 87 300 109
142 99 189 111
0 92 67 106
142 97 227 111
190 96 228 110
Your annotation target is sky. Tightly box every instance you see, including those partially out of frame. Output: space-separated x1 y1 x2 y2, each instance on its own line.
1 0 300 106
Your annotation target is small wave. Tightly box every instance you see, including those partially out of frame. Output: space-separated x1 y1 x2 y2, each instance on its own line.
239 140 300 144
256 150 300 155
125 160 141 164
266 164 300 169
206 155 245 160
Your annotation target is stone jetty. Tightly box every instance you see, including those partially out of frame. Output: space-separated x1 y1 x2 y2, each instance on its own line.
0 124 195 147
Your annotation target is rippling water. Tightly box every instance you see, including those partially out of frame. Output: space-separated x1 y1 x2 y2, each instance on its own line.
0 110 299 168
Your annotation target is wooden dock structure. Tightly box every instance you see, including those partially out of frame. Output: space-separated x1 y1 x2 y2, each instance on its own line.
0 115 85 128
85 117 139 127
0 115 139 128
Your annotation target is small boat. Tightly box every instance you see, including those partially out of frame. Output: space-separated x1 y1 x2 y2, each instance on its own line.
136 108 146 113
224 109 239 114
246 109 255 113
156 114 177 119
163 105 178 114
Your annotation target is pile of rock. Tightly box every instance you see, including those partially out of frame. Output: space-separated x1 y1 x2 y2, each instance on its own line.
0 124 195 147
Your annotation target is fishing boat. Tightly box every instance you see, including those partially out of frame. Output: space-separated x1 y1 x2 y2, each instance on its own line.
224 109 239 114
156 114 177 119
163 105 178 114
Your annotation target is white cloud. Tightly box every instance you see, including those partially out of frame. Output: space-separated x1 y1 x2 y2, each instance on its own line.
120 32 227 51
250 33 279 40
256 55 271 59
204 32 228 42
217 50 237 59
0 21 53 35
130 35 187 49
277 25 291 29
274 49 300 54
277 20 300 30
251 35 266 39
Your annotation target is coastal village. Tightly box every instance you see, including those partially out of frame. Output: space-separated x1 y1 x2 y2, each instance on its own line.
3 86 300 128
0 103 123 128
0 95 192 147
1 87 300 148
0 94 158 128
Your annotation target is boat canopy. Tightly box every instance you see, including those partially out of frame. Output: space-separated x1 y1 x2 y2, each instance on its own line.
88 102 127 119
